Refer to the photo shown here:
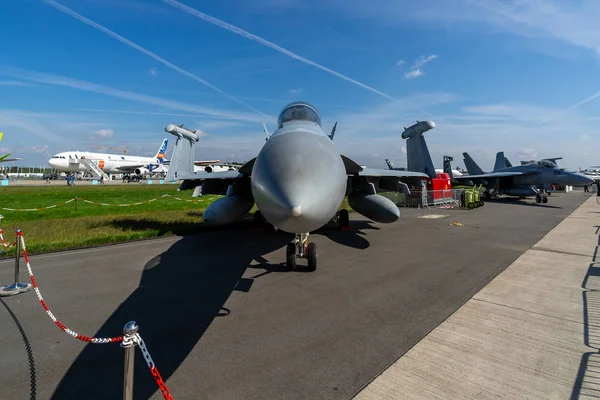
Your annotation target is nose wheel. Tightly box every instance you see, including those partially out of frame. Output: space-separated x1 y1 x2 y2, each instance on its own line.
286 233 317 271
535 193 548 204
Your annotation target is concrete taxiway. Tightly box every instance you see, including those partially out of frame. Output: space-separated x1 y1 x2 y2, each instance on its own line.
0 192 591 399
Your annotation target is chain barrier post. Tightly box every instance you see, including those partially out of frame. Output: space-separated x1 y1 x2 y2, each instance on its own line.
0 230 32 297
121 321 139 400
0 214 5 255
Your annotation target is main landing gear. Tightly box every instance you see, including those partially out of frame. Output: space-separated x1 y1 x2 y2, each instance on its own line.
535 193 548 204
286 232 317 272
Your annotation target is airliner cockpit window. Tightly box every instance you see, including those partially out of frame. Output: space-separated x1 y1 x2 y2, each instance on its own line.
277 103 322 128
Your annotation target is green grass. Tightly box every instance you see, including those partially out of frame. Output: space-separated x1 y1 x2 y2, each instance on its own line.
0 185 218 221
0 184 350 256
0 185 219 256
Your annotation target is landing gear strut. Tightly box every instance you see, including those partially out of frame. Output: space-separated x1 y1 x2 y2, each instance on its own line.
286 232 317 272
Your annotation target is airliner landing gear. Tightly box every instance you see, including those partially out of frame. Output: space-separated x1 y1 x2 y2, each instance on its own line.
286 232 317 272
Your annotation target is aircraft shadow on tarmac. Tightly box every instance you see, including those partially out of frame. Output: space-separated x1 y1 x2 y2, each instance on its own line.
483 197 562 209
51 219 375 399
316 219 378 250
51 225 293 399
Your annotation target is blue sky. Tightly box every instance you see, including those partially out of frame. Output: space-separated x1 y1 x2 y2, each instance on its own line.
1 0 599 170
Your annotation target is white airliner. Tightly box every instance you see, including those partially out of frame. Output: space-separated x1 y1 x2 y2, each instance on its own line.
48 138 231 176
48 139 172 175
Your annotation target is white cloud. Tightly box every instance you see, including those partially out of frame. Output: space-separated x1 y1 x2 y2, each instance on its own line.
0 65 271 123
404 69 423 79
518 148 538 160
396 60 405 66
149 67 158 76
92 128 115 139
24 145 50 155
192 129 209 138
402 54 437 79
290 87 304 95
160 0 398 101
580 134 592 142
41 0 267 118
320 95 598 171
411 54 437 69
0 80 28 86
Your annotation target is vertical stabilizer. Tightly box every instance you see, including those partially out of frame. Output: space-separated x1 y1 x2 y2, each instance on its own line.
385 159 395 170
154 139 169 160
493 151 505 171
504 157 513 168
406 134 437 178
164 124 199 181
443 155 454 181
462 152 485 175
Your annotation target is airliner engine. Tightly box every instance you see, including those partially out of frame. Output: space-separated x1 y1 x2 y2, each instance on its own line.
348 192 400 223
135 167 149 175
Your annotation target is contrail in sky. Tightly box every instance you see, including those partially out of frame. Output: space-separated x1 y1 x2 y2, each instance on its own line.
40 0 269 119
161 0 398 101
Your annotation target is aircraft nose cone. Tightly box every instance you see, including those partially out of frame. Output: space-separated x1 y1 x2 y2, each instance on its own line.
426 120 436 129
251 130 347 233
291 205 302 217
579 173 595 186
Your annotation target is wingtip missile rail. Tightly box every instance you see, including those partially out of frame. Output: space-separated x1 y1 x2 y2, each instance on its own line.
401 120 436 139
165 124 200 142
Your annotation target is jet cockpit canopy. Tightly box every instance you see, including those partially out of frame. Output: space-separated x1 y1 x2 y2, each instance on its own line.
277 102 322 129
537 159 558 168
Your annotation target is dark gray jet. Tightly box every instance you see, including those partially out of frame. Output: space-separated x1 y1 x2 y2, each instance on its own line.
164 101 428 271
457 152 593 203
397 120 594 203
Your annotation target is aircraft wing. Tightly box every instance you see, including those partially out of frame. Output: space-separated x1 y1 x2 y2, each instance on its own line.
193 160 221 166
357 168 428 178
186 170 243 180
0 158 21 163
455 171 528 180
113 164 157 172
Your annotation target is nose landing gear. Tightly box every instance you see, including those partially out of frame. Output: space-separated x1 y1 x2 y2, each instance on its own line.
535 193 548 204
286 232 317 272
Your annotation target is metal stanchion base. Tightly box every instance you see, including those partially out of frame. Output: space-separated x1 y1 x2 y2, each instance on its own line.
0 282 31 297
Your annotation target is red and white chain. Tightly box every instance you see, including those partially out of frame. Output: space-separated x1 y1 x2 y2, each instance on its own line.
0 229 16 248
79 195 167 207
0 198 76 211
19 232 123 344
126 333 174 400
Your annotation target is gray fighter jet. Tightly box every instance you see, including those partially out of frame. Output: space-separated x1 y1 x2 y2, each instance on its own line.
164 101 428 271
398 122 594 203
457 152 593 203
